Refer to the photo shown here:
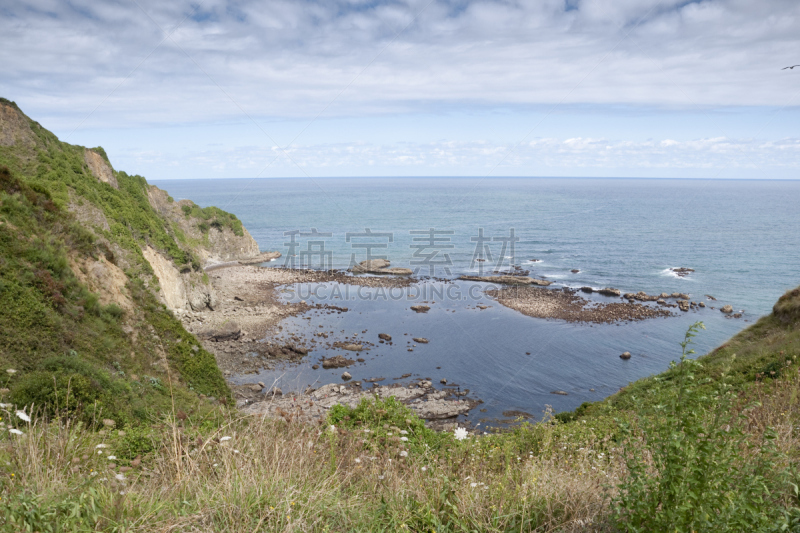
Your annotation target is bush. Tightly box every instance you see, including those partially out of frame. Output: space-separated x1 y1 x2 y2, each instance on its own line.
612 322 799 532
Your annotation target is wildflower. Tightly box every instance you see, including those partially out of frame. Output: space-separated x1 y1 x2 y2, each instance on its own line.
0 403 11 408
95 444 108 449
470 482 478 488
400 430 408 435
328 425 336 433
6 369 16 374
115 474 126 481
453 427 468 441
399 451 408 457
15 411 30 423
233 449 240 454
354 458 361 464
400 437 408 442
378 475 385 480
220 436 232 442
421 466 427 471
9 428 23 436
107 456 116 460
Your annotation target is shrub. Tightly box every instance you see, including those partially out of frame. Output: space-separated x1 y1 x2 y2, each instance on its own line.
612 322 798 532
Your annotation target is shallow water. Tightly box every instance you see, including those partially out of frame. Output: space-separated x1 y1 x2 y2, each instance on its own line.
154 177 800 420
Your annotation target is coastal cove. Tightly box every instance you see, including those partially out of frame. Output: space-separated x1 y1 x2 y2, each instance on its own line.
157 177 800 425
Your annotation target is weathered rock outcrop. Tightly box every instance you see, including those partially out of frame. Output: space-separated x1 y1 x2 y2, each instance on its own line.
349 259 413 275
0 100 37 148
84 149 118 188
146 186 264 266
458 275 551 286
142 246 218 311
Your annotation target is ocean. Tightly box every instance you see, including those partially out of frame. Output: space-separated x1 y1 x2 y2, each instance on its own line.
153 177 800 422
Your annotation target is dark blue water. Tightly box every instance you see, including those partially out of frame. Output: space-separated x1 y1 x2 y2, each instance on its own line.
154 177 800 420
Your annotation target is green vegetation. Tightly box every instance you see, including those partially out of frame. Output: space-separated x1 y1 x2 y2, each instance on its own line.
0 100 231 428
180 201 244 236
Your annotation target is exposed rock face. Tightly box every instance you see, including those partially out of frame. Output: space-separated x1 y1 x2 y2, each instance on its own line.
84 149 118 189
458 275 551 286
146 186 263 266
349 259 412 275
142 246 217 311
0 101 36 147
69 256 134 313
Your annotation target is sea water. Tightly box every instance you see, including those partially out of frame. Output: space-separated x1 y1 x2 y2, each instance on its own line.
153 177 800 421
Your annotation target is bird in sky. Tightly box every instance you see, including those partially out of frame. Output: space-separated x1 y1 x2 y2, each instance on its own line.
783 65 800 70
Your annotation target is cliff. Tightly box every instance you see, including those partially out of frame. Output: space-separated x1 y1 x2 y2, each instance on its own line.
0 98 270 423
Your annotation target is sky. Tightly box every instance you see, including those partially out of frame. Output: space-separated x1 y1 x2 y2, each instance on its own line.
1 0 799 179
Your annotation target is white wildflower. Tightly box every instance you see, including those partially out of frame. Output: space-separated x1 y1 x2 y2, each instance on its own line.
470 482 478 488
6 369 16 374
421 466 427 471
107 455 116 460
0 403 11 408
378 475 385 480
115 474 126 481
9 428 23 436
453 427 468 441
233 449 240 454
363 429 370 433
328 425 336 433
97 450 103 455
400 437 408 442
15 411 30 423
354 458 361 463
95 444 108 449
213 463 218 467
399 451 408 457
219 436 232 442
399 430 408 435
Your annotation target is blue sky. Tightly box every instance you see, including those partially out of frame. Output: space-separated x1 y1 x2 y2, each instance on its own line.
2 0 799 179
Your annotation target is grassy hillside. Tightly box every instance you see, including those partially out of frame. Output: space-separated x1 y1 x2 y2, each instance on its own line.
0 98 230 426
0 99 797 531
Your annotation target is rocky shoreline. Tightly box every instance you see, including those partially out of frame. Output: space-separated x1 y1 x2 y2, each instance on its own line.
180 261 745 428
486 286 675 323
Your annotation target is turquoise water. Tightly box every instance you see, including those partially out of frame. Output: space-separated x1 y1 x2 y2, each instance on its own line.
154 177 800 421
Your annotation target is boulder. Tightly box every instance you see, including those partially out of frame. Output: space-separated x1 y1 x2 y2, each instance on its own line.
721 305 734 314
378 333 392 341
412 337 429 343
205 321 241 341
322 355 355 369
579 286 594 293
619 351 631 360
597 288 621 297
458 275 551 286
350 259 412 275
341 372 352 381
411 305 430 313
550 390 569 395
571 269 580 273
698 301 706 308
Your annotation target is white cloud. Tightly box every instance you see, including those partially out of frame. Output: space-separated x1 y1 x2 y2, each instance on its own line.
2 0 800 130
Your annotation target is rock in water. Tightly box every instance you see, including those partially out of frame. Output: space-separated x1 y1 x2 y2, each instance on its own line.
597 288 621 297
412 337 429 343
721 305 734 314
378 333 392 341
620 351 631 360
341 372 352 381
550 390 568 395
322 355 355 369
411 305 430 313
